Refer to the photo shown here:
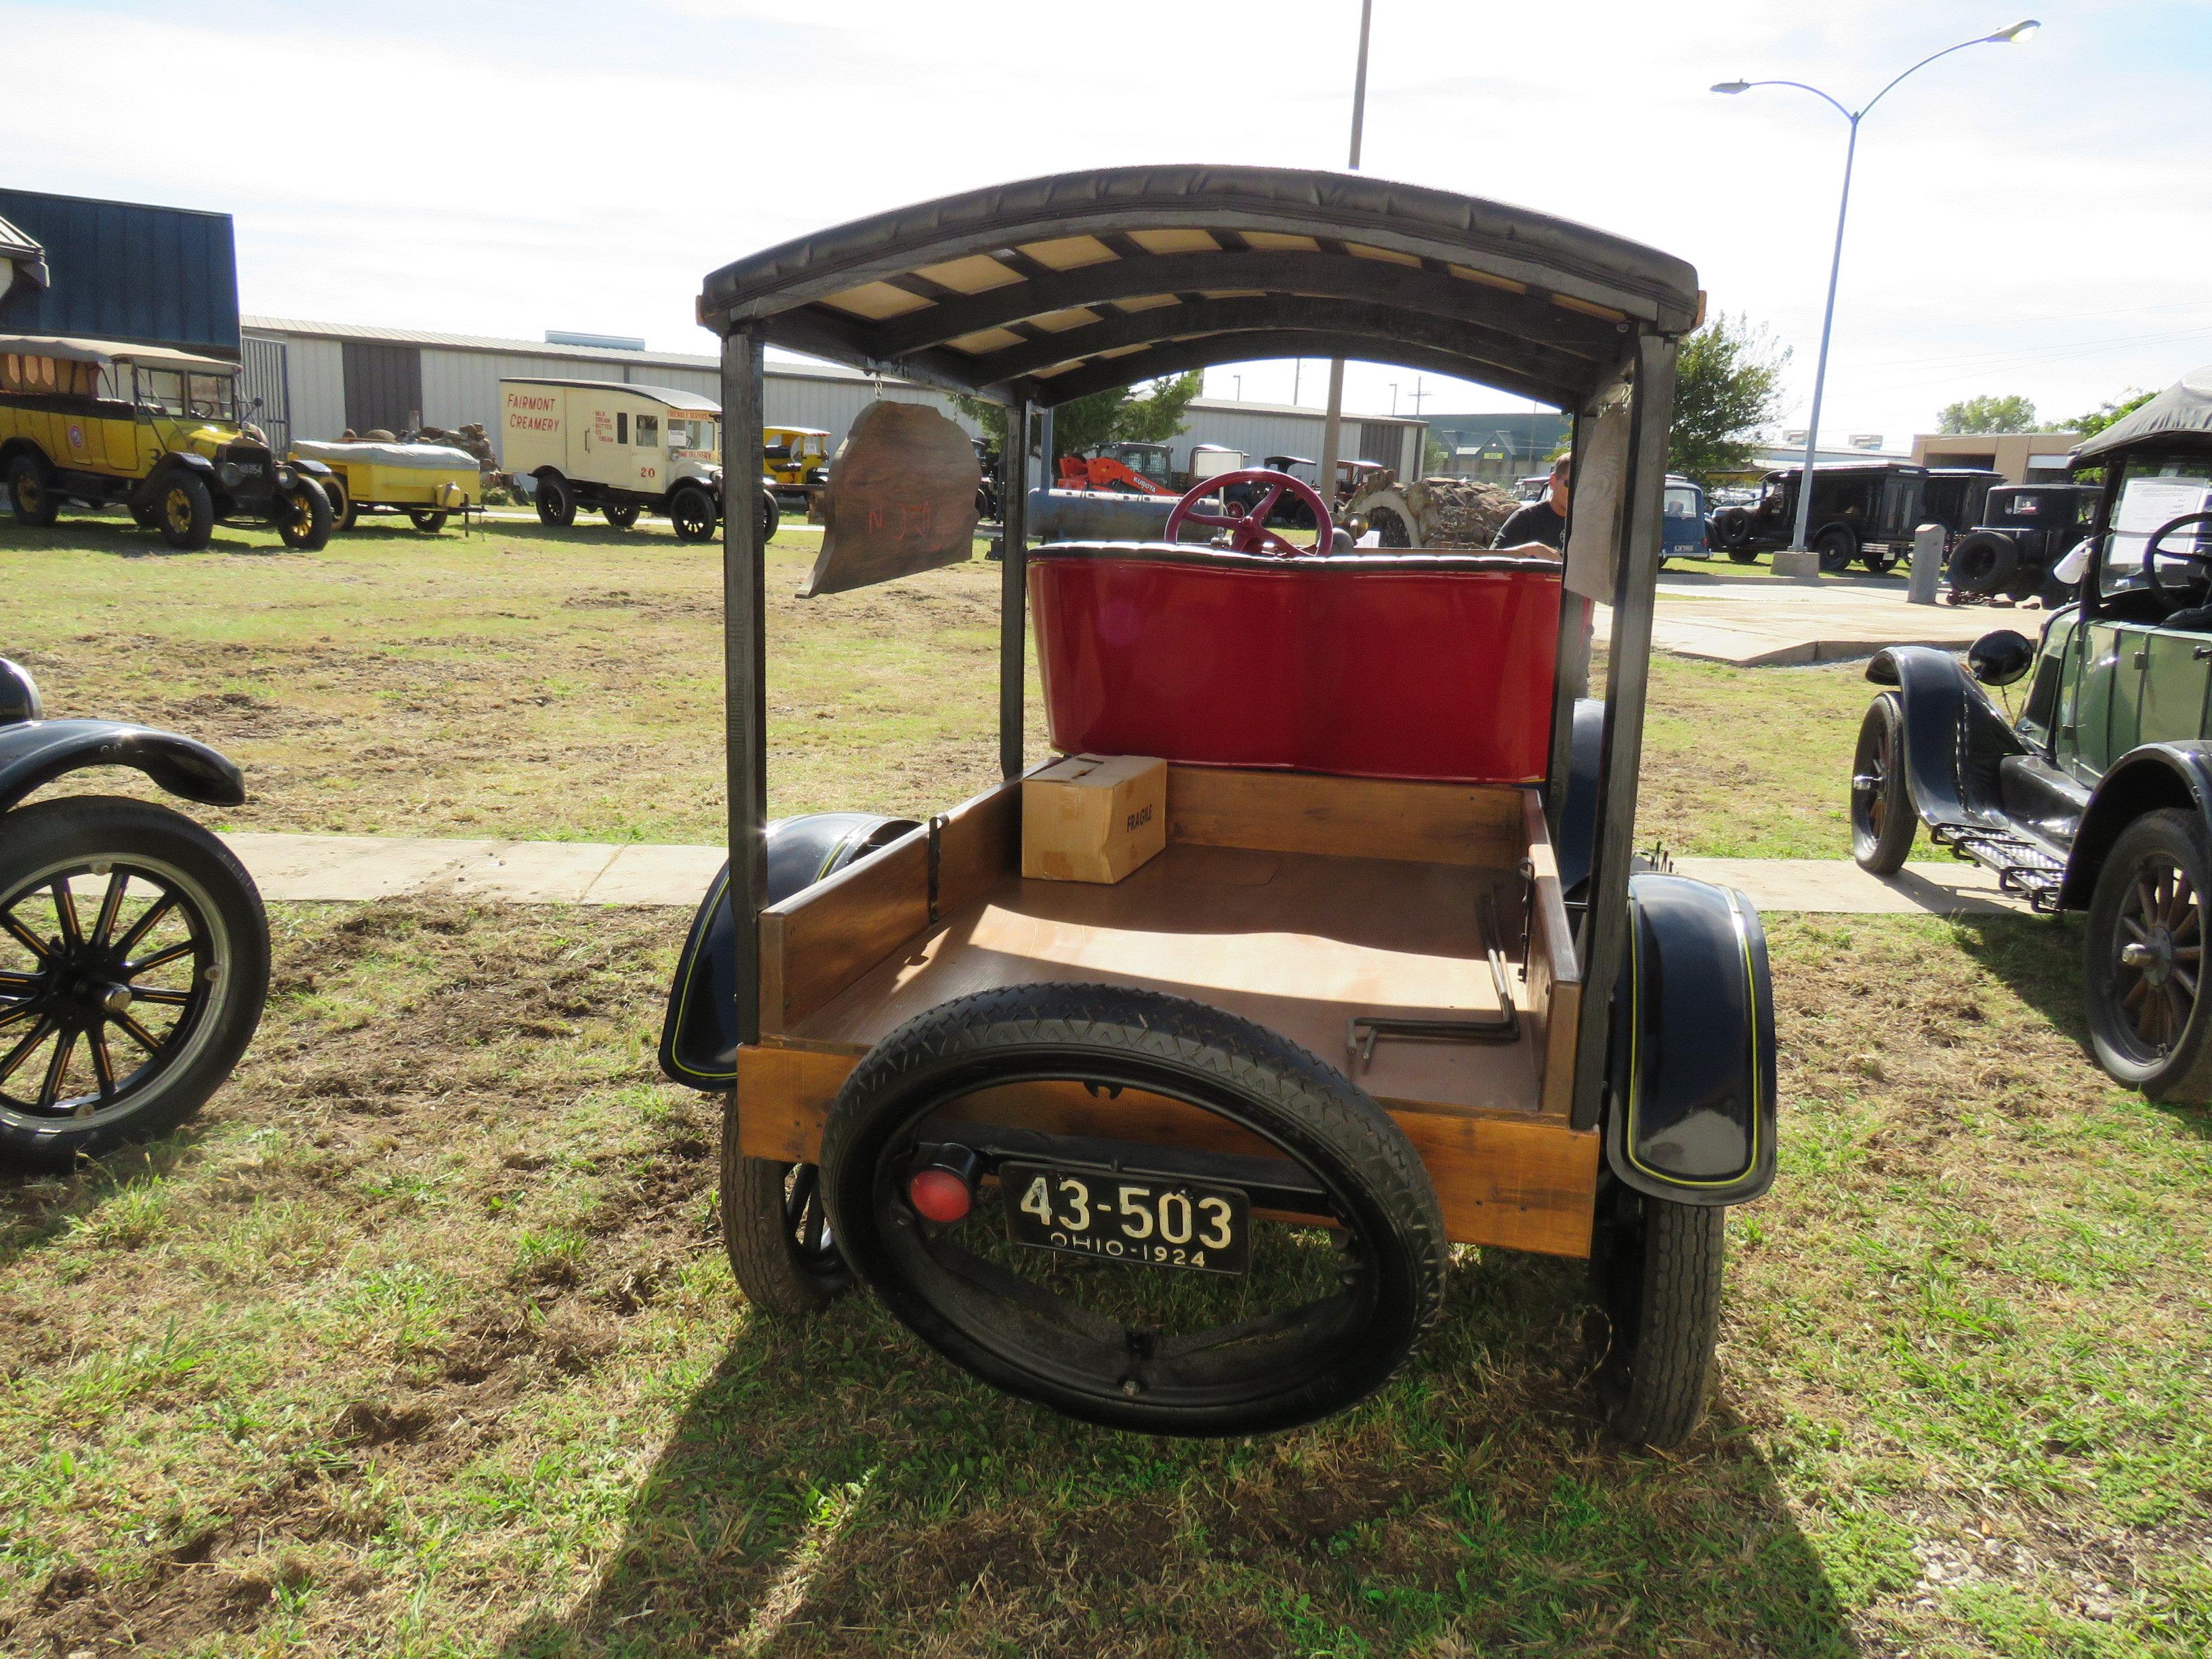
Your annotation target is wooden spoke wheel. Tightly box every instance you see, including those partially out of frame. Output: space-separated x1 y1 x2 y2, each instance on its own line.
2087 808 2212 1102
0 798 269 1166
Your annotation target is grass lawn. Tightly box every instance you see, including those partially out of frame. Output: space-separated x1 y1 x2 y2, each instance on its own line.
3 512 2204 1656
1 513 1878 859
0 902 2203 1657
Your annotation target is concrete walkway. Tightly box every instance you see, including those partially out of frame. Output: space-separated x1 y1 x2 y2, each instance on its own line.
1607 571 2013 668
220 832 2032 917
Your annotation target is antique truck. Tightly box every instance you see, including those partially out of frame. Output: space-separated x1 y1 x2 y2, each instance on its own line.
500 376 776 545
661 167 1776 1446
1851 367 2212 1097
1944 481 2102 603
1 334 333 550
1713 460 1928 573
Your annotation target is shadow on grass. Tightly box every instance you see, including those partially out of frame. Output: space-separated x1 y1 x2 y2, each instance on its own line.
1949 909 2212 1141
0 1127 211 1268
501 1250 1858 1658
20 514 291 560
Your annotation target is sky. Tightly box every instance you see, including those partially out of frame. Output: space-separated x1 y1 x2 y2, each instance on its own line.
7 0 2210 445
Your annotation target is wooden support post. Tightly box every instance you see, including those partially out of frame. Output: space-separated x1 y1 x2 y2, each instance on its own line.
1000 396 1031 779
720 325 769 1048
1570 334 1680 1129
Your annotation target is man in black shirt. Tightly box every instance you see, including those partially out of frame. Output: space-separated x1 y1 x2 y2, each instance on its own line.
1492 453 1570 554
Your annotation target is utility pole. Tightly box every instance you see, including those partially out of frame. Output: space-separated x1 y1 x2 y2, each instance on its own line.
1315 0 1373 529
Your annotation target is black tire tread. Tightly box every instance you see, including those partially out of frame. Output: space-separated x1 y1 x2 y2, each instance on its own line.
719 1107 850 1317
1851 693 1918 875
1610 1199 1724 1446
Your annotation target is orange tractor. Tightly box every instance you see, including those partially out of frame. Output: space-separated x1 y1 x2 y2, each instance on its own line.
1055 441 1177 495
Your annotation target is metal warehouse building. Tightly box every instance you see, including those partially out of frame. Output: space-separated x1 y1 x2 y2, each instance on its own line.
238 316 1426 478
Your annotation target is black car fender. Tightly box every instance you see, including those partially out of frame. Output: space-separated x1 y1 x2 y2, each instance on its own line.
2057 743 2212 910
1864 644 2025 825
155 451 217 476
288 457 334 480
0 718 245 815
659 812 920 1089
1605 874 1778 1206
1552 696 1605 900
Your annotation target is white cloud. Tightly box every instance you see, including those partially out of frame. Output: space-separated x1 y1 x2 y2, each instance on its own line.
7 0 2208 437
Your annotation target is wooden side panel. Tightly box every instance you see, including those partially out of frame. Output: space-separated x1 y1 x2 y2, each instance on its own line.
1521 792 1583 1119
1166 766 1523 867
936 779 1022 918
736 1044 1596 1257
758 830 930 1034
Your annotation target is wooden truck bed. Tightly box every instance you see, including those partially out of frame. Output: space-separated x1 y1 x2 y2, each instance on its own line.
735 765 1600 1257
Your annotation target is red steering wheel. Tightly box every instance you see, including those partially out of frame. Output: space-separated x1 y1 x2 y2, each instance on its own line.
1164 468 1334 556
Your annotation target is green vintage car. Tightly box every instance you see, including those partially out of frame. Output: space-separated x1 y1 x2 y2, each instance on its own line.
1852 366 2212 1098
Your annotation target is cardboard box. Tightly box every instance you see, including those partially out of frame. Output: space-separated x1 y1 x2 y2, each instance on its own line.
1022 754 1167 884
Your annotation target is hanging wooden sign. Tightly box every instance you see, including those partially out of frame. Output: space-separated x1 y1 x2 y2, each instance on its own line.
800 401 982 597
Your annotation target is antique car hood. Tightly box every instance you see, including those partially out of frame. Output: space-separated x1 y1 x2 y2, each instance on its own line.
2074 366 2212 463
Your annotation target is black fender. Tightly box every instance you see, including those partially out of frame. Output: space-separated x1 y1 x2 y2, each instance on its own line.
288 457 334 480
659 812 919 1089
1553 696 1606 899
2057 743 2212 910
0 718 245 815
1605 874 1778 1206
156 451 216 476
1863 644 2025 830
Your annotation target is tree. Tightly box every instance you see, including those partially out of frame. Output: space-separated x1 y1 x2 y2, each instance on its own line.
1937 393 2037 434
951 373 1203 464
1665 312 1790 489
2065 389 2156 440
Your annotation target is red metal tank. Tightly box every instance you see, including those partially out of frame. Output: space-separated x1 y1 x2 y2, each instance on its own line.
1029 544 1571 783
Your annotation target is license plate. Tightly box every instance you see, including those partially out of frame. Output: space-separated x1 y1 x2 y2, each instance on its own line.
1000 1160 1249 1275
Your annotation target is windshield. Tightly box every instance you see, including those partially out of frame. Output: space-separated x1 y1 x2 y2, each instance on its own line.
2098 459 2212 598
134 365 238 421
669 417 718 458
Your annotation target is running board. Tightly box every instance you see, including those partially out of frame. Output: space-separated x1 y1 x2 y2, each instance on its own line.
1927 821 2066 912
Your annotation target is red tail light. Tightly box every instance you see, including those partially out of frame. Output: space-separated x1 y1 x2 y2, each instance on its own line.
907 1167 973 1223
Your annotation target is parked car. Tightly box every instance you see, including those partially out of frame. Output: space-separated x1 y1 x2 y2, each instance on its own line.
1918 467 2005 550
665 164 1772 1448
1 334 333 551
0 656 270 1166
1660 474 1710 565
499 377 775 545
762 425 831 508
1712 461 1927 573
1944 483 2102 604
1850 365 2212 1097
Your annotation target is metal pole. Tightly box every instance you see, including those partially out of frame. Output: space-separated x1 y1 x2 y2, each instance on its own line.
1777 114 1860 577
719 324 769 1050
1000 396 1032 779
1316 0 1375 525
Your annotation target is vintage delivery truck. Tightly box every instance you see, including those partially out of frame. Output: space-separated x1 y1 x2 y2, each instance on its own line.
499 377 775 544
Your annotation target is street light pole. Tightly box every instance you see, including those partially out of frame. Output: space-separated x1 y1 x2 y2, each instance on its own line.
1714 19 2039 575
1316 0 1374 526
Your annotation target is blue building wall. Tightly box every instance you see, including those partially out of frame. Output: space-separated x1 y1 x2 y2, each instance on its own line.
0 189 240 360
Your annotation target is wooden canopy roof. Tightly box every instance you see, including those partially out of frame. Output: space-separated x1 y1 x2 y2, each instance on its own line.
699 167 1702 409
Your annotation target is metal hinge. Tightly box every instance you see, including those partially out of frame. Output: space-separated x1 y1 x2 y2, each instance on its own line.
926 814 947 922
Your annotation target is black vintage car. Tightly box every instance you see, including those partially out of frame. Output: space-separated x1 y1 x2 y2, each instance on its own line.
1945 482 2102 603
1713 461 1929 573
1919 467 2005 545
1851 366 2212 1097
0 657 270 1166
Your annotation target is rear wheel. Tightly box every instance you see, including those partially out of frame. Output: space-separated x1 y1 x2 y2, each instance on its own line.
1588 1183 1725 1448
407 508 449 533
274 478 332 550
535 473 576 528
722 1123 851 1316
1815 526 1858 574
0 796 270 1168
818 982 1450 1436
7 453 60 527
670 486 717 542
2085 809 2212 1103
758 489 779 547
603 504 640 530
320 474 352 531
156 472 215 550
1849 693 1917 874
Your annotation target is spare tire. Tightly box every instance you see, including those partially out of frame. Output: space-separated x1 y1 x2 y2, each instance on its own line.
819 982 1450 1435
1948 530 2020 600
1714 506 1752 548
